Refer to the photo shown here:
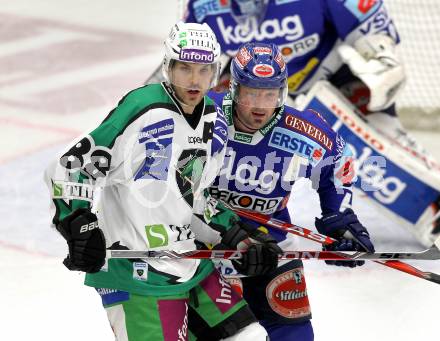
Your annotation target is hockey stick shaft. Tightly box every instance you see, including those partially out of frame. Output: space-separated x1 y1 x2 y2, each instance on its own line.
107 248 440 260
234 209 440 285
174 165 440 284
234 209 335 245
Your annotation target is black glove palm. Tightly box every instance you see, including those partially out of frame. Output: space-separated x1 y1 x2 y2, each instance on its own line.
220 221 282 276
56 208 106 273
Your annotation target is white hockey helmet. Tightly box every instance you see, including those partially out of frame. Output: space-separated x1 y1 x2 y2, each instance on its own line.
162 22 221 90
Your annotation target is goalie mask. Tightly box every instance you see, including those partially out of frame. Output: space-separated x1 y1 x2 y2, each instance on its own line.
231 0 269 27
162 22 221 93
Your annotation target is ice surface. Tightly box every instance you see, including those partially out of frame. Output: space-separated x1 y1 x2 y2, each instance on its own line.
1 2 439 340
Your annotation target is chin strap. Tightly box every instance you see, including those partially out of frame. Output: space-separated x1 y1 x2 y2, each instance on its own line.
233 114 259 133
165 82 196 114
232 103 280 134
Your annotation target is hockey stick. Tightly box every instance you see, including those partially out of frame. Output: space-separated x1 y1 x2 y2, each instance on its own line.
106 247 440 261
234 209 440 285
173 164 440 284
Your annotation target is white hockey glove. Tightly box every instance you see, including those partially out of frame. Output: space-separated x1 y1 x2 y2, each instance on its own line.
338 34 406 112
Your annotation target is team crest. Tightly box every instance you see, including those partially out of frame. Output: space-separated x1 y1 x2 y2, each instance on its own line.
253 64 275 77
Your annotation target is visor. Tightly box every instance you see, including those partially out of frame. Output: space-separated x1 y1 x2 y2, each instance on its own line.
167 59 221 91
230 80 288 109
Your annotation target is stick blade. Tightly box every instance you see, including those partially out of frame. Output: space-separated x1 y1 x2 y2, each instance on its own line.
434 236 440 250
426 271 440 285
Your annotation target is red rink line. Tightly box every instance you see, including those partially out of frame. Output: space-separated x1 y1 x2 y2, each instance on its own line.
0 136 75 166
0 116 81 165
0 117 81 136
0 239 57 259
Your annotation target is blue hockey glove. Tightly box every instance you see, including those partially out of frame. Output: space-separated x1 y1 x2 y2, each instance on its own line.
315 209 375 268
56 208 106 273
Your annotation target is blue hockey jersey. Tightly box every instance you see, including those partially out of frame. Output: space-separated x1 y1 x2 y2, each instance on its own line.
208 91 354 241
185 0 399 95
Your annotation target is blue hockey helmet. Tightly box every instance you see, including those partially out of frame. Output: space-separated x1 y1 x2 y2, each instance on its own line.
230 0 269 26
230 42 288 108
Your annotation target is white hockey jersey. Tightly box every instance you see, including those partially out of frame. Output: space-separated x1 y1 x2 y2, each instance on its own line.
45 83 228 295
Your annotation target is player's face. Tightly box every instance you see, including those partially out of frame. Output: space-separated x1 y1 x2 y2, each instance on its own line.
170 61 214 110
234 85 278 132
